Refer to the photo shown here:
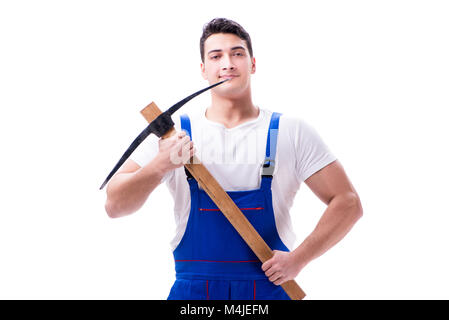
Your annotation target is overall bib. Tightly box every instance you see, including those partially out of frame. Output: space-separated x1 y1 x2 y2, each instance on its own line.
167 112 290 300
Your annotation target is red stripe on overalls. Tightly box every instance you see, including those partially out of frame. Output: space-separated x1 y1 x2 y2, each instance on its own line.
254 280 256 300
199 207 264 211
175 259 259 263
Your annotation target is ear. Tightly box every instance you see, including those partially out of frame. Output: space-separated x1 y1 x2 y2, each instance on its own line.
251 57 256 74
201 62 207 80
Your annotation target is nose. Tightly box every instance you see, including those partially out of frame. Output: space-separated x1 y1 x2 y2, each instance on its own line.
221 54 235 71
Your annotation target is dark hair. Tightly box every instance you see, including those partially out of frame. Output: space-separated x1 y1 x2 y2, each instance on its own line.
200 18 253 62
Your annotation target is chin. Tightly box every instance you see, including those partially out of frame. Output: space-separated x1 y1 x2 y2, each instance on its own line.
217 87 247 99
212 77 249 97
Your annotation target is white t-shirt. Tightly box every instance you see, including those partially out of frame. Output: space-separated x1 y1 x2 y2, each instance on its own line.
131 106 337 251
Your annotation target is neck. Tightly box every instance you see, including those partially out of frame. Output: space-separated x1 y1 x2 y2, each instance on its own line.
206 88 259 129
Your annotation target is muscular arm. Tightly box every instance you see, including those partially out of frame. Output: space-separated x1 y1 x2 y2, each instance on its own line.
294 160 363 265
104 157 167 218
104 131 195 218
262 160 363 285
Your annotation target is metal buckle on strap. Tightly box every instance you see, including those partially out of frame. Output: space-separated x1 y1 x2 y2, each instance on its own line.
261 158 275 177
184 167 194 180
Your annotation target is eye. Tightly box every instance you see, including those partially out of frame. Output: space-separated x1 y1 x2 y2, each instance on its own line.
210 55 220 60
234 52 244 56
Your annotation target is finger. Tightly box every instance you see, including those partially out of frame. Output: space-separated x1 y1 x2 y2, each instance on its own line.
175 139 190 156
179 135 191 146
273 277 284 286
181 141 194 153
179 142 190 157
167 131 185 142
180 143 194 163
269 272 282 283
264 267 276 278
261 259 273 272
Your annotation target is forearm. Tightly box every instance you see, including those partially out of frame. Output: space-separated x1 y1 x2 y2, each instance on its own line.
292 192 363 268
105 156 168 218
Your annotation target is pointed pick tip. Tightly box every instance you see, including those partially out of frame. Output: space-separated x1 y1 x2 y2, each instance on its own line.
99 181 107 190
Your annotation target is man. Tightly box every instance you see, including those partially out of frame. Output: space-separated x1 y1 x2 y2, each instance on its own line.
104 18 363 300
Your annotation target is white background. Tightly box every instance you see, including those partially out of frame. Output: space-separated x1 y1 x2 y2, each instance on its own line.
1 0 448 299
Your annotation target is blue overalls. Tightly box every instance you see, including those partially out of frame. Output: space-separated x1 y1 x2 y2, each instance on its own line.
167 112 291 300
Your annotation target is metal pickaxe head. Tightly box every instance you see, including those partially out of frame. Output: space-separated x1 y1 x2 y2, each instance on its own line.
147 112 175 138
99 79 228 190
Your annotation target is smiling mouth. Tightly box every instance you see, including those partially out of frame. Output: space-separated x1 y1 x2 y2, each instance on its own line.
220 75 238 80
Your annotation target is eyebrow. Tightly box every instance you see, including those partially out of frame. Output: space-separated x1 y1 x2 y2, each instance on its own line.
207 46 246 55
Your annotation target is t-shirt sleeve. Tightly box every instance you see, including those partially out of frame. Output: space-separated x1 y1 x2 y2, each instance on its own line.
295 119 337 182
130 134 172 183
130 134 159 167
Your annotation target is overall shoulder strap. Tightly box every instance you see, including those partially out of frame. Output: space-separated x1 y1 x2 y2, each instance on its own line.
262 112 282 178
180 114 192 139
180 114 194 181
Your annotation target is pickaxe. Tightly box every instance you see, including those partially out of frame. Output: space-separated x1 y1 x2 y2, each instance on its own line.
100 81 306 300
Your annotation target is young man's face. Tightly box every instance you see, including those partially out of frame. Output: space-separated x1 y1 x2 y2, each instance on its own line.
201 33 256 98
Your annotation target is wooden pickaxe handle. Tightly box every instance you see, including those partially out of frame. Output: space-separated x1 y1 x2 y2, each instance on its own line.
141 102 306 300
